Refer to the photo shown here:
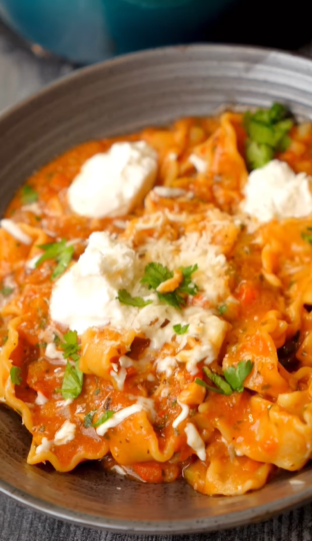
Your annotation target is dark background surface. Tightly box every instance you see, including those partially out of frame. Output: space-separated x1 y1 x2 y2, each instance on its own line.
1 490 312 540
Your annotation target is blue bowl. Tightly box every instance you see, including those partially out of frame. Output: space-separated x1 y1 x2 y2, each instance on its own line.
0 0 237 64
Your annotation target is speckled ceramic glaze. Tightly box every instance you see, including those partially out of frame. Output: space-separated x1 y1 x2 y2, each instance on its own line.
1 45 312 534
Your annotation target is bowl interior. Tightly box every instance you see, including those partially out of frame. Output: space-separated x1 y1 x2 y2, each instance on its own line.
1 45 312 533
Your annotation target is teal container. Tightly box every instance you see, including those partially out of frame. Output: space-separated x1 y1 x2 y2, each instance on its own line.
0 0 237 64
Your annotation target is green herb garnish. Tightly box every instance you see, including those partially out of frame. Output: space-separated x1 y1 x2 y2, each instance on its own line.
218 304 228 316
141 262 172 290
57 360 83 400
60 330 80 362
224 360 254 393
21 185 38 205
56 331 83 398
35 239 74 280
244 103 293 170
141 262 198 309
93 410 114 428
173 323 189 335
302 227 312 244
84 410 97 428
195 361 253 396
195 376 228 395
10 366 22 385
117 289 153 308
1 287 14 297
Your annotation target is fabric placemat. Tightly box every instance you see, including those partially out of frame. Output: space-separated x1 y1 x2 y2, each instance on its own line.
1 491 312 541
2 19 312 541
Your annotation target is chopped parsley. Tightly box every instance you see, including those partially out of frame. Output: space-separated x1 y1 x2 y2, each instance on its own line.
35 239 74 280
141 262 172 290
224 360 254 392
195 361 253 395
93 410 114 428
57 331 83 399
57 360 83 400
141 262 199 309
10 366 22 385
21 185 38 205
196 367 232 395
60 330 80 362
302 227 312 244
218 304 227 316
173 323 189 335
117 289 153 308
94 388 100 396
1 286 14 297
244 103 293 170
84 410 97 428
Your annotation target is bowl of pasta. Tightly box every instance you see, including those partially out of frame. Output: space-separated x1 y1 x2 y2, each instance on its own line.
1 44 312 534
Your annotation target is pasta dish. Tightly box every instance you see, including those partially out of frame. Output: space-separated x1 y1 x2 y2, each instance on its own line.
1 103 312 496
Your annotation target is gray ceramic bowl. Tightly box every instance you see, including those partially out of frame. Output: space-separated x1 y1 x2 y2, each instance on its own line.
1 45 312 534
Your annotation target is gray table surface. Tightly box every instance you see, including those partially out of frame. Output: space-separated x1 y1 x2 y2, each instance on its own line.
1 21 312 541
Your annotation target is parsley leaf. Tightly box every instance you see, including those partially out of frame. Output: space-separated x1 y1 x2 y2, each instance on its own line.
60 330 80 362
173 323 189 335
58 360 83 400
203 367 233 395
196 361 254 396
141 262 199 310
1 286 14 297
218 304 228 316
245 141 274 170
302 228 312 244
10 366 22 385
224 360 254 392
268 102 289 123
178 265 199 296
84 410 97 428
21 185 38 205
117 289 153 308
244 103 293 170
195 377 226 395
93 410 114 428
141 262 173 290
35 239 74 280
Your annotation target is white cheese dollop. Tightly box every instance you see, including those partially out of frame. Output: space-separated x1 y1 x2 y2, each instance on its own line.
54 420 76 445
50 231 136 333
68 141 158 218
241 160 312 223
1 219 32 245
185 423 206 461
96 404 143 436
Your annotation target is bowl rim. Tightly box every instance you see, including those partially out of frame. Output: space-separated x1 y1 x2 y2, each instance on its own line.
1 42 312 534
0 41 308 123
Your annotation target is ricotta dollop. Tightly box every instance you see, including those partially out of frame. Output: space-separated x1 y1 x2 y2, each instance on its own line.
241 160 312 223
68 141 158 218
